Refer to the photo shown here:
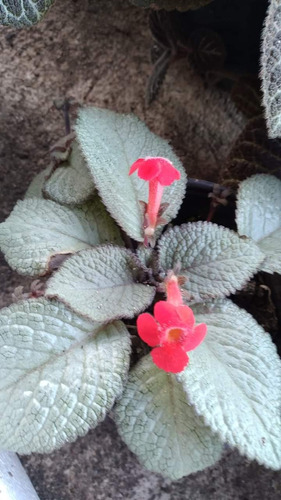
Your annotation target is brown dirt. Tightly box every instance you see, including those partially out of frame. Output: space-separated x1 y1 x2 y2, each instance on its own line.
0 0 280 498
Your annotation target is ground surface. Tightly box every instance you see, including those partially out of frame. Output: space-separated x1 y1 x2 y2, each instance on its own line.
0 0 280 498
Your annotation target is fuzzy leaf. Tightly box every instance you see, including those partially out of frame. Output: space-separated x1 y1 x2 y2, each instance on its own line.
114 355 222 479
25 166 53 199
44 141 96 206
129 0 213 11
75 107 186 242
0 298 131 454
236 174 281 274
0 0 54 27
261 0 281 138
46 246 155 322
136 245 155 270
0 197 123 276
177 300 281 470
158 222 264 301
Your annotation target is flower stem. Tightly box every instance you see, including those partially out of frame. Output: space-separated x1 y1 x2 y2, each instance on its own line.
144 180 164 245
165 272 183 307
147 179 164 228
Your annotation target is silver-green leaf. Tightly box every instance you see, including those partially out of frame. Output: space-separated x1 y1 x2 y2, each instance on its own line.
236 174 281 274
136 245 155 270
0 298 131 454
0 197 123 276
0 0 54 27
114 355 222 480
44 141 96 206
261 0 281 138
75 107 186 242
25 166 53 199
46 246 155 322
158 222 264 301
177 300 281 470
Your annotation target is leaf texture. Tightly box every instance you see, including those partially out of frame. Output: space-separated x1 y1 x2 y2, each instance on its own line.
0 197 123 276
261 0 281 138
46 246 155 322
25 166 53 199
114 355 222 480
236 174 281 274
75 107 186 241
0 0 54 27
0 298 131 454
44 141 96 206
158 222 264 301
177 300 281 470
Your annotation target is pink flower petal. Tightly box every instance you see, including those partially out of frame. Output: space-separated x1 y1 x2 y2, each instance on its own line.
138 160 161 181
176 305 195 329
156 158 181 186
129 158 161 181
129 157 180 185
154 301 181 327
151 345 189 373
137 313 162 347
183 323 207 351
129 158 144 176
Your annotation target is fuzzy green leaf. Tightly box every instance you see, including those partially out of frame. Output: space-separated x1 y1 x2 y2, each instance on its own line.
261 0 281 138
136 245 155 270
236 174 281 274
0 197 123 276
25 166 53 199
158 222 264 301
75 107 186 242
0 0 54 27
129 0 213 11
46 246 155 322
177 300 281 470
44 141 96 206
0 298 131 454
114 355 222 480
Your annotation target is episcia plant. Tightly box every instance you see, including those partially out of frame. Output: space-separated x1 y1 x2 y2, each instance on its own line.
0 107 280 480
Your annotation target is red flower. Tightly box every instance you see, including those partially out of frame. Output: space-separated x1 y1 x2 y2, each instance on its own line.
137 301 207 373
129 157 181 246
129 157 180 185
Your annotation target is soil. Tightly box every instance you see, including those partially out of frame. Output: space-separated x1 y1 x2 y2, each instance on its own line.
0 0 280 498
